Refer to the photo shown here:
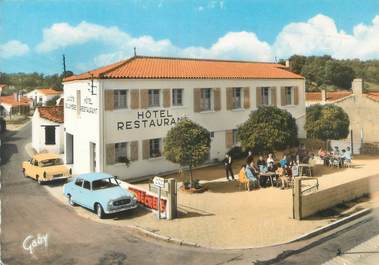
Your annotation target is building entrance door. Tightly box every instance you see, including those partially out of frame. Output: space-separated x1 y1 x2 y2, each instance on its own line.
90 142 96 172
66 133 74 164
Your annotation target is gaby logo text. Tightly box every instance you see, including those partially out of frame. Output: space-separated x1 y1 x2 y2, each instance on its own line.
23 233 48 255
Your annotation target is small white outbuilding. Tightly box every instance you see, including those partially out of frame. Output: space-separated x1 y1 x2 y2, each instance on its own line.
32 106 64 154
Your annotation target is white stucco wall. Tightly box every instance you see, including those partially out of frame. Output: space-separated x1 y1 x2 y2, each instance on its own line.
63 80 102 175
101 78 306 180
32 110 64 154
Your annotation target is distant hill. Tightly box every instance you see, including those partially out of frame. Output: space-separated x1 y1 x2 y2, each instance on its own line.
282 55 379 92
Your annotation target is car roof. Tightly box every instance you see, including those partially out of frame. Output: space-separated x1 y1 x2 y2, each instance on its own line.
33 153 61 161
75 172 114 182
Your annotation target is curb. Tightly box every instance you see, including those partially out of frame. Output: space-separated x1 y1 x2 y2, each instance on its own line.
127 225 204 248
289 208 371 243
125 207 372 250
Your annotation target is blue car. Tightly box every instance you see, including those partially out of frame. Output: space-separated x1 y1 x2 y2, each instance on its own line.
63 172 138 219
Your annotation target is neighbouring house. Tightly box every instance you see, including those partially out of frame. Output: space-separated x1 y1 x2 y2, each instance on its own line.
305 79 379 154
63 55 306 180
0 94 31 118
32 105 64 154
26 88 63 107
0 84 7 96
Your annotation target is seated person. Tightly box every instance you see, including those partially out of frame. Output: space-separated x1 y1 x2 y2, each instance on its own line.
318 147 327 159
344 147 352 162
246 151 254 165
279 155 288 168
245 164 259 190
291 163 299 177
257 155 266 167
341 148 352 166
267 153 275 171
275 165 288 189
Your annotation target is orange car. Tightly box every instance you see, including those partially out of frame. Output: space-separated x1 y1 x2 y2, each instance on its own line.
22 153 72 184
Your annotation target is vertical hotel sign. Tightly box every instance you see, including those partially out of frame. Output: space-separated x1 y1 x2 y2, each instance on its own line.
117 109 183 130
65 95 98 114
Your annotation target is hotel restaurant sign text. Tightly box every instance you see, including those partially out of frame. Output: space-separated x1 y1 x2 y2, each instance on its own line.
117 109 182 130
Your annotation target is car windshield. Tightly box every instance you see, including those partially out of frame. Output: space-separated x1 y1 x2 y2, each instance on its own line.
92 178 119 190
39 158 64 167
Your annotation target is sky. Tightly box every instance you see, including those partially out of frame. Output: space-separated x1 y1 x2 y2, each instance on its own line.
1 0 379 74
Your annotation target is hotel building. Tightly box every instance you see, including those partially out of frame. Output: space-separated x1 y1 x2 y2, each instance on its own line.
63 56 305 180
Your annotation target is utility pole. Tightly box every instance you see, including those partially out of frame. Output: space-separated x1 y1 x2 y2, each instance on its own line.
62 54 67 77
134 47 137 57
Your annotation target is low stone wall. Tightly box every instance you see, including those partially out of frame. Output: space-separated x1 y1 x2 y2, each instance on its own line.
361 143 379 155
300 177 371 219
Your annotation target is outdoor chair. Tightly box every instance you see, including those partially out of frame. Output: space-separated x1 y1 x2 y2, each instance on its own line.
343 159 352 168
238 169 251 191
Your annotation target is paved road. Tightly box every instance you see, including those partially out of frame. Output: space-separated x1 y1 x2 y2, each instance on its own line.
0 123 246 265
1 122 378 265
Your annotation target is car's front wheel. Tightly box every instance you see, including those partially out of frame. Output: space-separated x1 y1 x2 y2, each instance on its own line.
95 203 105 219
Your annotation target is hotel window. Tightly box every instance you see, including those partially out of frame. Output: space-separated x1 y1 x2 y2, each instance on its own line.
148 89 160 107
172 88 183 106
150 138 161 158
200 88 212 111
261 87 270 105
115 142 128 163
285 87 293 105
45 126 56 145
232 129 238 145
114 90 128 109
232 87 242 109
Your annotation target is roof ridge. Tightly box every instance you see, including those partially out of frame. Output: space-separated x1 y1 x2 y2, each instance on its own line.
133 55 278 64
94 57 137 77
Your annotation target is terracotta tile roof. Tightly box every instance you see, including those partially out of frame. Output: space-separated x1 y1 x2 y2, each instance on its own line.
367 92 379 101
0 95 31 106
64 56 304 82
305 91 353 102
37 106 64 123
37 88 63 95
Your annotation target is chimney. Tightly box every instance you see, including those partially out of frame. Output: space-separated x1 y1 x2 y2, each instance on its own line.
321 89 326 103
352 78 363 96
285 60 290 68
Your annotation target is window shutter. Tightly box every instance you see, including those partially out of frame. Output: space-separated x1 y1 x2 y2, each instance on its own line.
214 87 221 111
104 90 114 111
226 87 233 110
163 89 171 108
76 90 81 115
256 87 262 107
130 89 140 109
271 87 277 106
106 144 115 165
294 86 299 105
130 141 138 161
142 139 150 159
140 89 149 109
280 87 287 106
243 87 250 109
193 88 201 112
225 130 233 149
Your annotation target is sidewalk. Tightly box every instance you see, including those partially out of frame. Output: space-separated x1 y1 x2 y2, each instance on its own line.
25 143 378 249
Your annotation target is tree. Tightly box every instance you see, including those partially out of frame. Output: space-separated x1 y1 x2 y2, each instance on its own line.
164 118 211 187
45 95 61 106
304 104 350 144
324 60 354 89
237 106 298 154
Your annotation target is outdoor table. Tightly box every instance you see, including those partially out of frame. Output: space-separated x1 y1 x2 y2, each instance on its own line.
298 163 313 177
258 172 276 186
